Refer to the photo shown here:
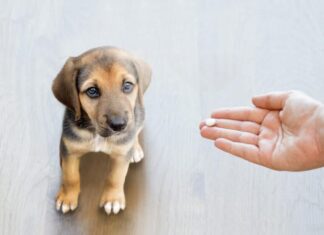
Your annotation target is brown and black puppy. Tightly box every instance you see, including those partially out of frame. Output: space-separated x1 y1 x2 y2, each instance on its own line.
52 47 151 215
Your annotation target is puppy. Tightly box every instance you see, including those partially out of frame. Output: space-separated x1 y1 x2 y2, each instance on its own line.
52 47 151 215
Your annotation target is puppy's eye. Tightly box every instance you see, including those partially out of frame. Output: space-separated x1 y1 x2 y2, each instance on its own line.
86 87 100 98
122 82 134 94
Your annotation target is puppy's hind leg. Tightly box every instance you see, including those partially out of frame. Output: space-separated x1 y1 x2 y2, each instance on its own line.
130 135 144 163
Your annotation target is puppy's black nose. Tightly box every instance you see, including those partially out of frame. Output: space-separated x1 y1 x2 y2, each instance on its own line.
108 116 127 131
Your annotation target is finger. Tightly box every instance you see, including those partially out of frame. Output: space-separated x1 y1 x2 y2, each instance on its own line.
212 119 260 134
252 91 291 110
211 107 268 123
200 118 260 134
199 118 217 129
214 138 261 165
199 121 206 130
201 126 259 145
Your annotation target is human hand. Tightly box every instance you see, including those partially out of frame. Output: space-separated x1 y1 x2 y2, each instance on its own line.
200 91 324 171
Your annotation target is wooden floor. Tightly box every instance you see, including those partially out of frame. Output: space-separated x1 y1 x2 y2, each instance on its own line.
1 0 324 234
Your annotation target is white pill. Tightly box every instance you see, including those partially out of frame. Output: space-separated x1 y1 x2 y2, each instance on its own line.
205 118 217 127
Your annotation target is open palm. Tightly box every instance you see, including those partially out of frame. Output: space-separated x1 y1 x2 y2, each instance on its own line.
200 91 324 171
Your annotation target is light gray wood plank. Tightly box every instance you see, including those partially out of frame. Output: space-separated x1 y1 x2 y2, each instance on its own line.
0 0 324 234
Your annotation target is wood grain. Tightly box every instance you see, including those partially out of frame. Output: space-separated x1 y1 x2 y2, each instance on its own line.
1 0 324 234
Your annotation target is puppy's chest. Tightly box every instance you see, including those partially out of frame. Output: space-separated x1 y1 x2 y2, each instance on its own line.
91 135 128 154
91 135 114 153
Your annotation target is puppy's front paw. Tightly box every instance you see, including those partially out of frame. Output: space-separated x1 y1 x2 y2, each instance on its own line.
130 144 144 163
56 186 80 214
100 189 126 215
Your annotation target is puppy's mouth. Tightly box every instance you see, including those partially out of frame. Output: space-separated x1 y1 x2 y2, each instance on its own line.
97 128 113 137
97 126 128 138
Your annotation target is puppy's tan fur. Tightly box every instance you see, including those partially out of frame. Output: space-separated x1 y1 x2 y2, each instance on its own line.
52 47 151 214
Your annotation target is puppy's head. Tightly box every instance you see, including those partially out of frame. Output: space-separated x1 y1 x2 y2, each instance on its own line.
52 47 151 137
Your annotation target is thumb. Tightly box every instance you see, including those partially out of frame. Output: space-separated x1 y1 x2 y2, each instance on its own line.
252 91 291 110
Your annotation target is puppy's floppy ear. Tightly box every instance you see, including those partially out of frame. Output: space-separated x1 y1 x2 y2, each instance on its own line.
52 57 81 120
132 57 152 95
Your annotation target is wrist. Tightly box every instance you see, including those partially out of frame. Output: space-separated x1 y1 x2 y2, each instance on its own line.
316 104 324 158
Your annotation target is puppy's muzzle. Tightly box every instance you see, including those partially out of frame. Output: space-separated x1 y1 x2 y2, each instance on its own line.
106 115 128 132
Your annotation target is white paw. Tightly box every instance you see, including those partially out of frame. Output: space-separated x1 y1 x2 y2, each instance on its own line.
100 190 126 215
103 201 126 215
56 198 78 214
56 187 79 214
130 146 144 163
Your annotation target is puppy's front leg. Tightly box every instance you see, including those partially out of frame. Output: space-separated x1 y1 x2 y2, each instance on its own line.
56 155 81 213
100 156 129 215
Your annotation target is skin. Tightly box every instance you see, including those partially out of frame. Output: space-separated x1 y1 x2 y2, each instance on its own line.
200 91 324 171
